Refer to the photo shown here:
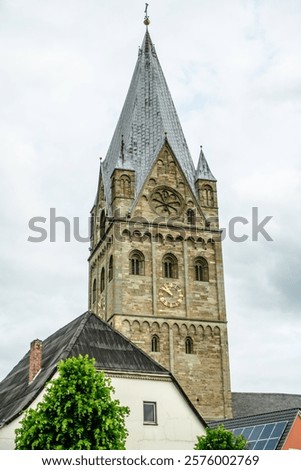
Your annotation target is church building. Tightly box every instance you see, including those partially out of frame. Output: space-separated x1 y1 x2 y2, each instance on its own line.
88 18 232 421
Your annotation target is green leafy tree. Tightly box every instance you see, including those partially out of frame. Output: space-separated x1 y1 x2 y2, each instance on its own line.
195 425 248 450
15 355 129 450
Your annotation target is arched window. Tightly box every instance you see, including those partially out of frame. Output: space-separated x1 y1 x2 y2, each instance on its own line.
120 175 131 197
185 337 193 354
90 212 95 240
129 250 145 275
195 257 209 282
92 279 97 304
100 267 105 293
100 210 106 238
202 185 214 207
187 209 196 225
162 254 178 279
109 255 113 282
151 335 160 352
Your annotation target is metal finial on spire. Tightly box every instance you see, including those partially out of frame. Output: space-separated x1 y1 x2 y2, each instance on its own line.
144 3 150 26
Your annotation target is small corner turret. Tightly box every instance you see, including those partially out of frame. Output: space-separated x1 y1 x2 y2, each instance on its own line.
195 146 219 230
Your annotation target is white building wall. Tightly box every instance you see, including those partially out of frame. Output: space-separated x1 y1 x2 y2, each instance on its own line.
0 390 44 450
0 419 17 450
0 374 205 450
111 375 205 450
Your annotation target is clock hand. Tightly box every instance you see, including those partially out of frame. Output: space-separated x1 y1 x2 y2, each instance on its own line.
161 286 173 296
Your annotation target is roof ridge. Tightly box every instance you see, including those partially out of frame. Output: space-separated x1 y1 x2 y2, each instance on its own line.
60 311 92 362
233 391 301 397
212 407 301 425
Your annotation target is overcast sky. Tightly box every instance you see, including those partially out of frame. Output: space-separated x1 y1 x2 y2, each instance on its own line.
0 0 301 398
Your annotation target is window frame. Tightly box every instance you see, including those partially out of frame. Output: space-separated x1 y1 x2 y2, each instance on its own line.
151 335 160 353
100 210 106 238
162 253 178 279
195 257 209 282
187 208 196 225
120 174 131 197
143 401 157 425
108 255 113 282
100 267 105 293
129 250 145 276
202 185 214 207
185 336 193 354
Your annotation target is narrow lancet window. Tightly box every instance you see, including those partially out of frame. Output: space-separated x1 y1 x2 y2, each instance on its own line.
151 335 160 352
100 267 105 293
109 255 113 282
129 250 145 275
185 337 193 354
162 254 178 279
195 257 209 282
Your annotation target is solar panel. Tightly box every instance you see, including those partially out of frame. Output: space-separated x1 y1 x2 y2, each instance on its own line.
232 421 288 450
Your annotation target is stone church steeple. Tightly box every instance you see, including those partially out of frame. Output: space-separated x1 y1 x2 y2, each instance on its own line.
88 25 232 421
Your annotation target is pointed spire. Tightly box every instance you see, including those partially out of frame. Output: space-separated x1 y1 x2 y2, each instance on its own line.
102 29 197 212
141 27 153 55
196 146 216 181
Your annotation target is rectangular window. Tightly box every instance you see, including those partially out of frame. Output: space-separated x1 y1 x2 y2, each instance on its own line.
143 401 157 425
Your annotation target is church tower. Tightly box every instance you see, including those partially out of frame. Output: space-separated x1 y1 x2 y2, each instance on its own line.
88 21 232 421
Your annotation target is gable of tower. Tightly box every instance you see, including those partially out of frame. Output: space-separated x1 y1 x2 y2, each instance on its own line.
131 140 206 230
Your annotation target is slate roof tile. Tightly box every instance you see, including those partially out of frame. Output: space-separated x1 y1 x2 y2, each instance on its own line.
232 392 301 418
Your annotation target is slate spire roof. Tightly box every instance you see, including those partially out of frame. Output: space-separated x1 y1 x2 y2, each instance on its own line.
102 29 198 208
196 146 216 181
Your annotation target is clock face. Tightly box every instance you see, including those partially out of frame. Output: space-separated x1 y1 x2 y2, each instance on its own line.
150 186 184 217
159 282 184 308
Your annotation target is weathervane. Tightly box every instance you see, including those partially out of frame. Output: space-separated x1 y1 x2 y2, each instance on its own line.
144 3 150 26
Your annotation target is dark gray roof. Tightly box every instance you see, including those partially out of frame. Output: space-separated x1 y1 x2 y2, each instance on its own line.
101 30 198 212
232 392 301 418
0 312 169 426
195 147 216 182
208 407 300 450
